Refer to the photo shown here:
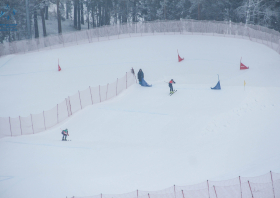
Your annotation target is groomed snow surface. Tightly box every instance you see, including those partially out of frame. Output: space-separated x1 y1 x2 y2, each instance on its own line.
0 35 280 198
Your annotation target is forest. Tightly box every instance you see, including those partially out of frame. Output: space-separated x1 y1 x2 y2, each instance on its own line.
0 0 280 43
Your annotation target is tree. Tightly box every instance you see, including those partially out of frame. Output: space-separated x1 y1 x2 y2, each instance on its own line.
40 5 47 37
81 0 84 25
66 0 72 19
77 0 81 29
33 8 39 38
57 0 62 33
139 0 161 21
74 0 77 28
235 0 278 27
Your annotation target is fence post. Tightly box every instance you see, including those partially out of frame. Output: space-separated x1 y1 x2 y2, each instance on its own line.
148 193 150 198
248 181 254 198
213 185 218 198
99 85 101 102
86 30 91 43
78 91 82 109
106 26 110 40
36 38 39 52
181 190 185 198
43 111 46 130
116 78 118 96
31 114 34 134
141 22 142 37
22 41 25 54
68 96 73 115
174 185 176 198
61 35 65 47
89 86 93 105
118 25 120 39
9 117 12 136
65 98 69 117
75 32 78 45
57 104 59 124
270 34 273 49
278 39 280 54
19 116 23 135
137 189 138 198
239 176 243 198
270 171 276 198
126 72 127 89
106 83 109 100
207 180 210 198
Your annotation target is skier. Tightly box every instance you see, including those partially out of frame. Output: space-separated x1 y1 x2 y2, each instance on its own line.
61 129 69 141
169 79 176 94
137 69 144 84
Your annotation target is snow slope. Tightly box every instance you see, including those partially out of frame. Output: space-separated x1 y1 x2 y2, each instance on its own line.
0 35 280 198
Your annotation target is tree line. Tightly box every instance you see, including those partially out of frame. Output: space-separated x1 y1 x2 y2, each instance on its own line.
0 0 280 43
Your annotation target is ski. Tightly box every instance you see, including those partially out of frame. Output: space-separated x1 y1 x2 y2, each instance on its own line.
169 90 177 96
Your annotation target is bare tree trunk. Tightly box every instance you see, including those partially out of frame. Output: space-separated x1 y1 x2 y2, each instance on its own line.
198 3 200 20
87 6 89 29
74 0 77 29
245 0 252 25
66 0 69 19
34 10 39 38
98 3 102 26
91 5 95 28
81 1 84 25
133 0 137 22
57 0 62 34
25 0 31 39
41 8 47 37
77 0 81 30
45 5 48 20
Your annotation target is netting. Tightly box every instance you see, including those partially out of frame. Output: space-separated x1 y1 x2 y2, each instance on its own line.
10 116 21 136
107 81 117 100
69 92 82 114
32 112 45 133
20 115 33 135
0 71 136 138
73 172 280 198
0 117 11 138
100 84 108 102
44 106 58 129
58 100 70 123
1 20 279 57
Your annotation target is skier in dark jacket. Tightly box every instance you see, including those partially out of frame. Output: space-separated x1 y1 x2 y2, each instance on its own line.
169 79 176 94
137 69 144 84
61 129 69 141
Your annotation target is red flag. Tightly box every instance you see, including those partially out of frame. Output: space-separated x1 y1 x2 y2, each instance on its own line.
58 59 61 71
240 62 249 70
178 50 184 62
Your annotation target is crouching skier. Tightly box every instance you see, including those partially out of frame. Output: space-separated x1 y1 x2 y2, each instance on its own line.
61 129 69 141
169 79 176 94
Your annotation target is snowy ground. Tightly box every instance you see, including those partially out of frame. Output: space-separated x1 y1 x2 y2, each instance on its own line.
0 35 280 198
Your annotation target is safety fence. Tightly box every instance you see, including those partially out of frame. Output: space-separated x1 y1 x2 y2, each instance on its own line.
73 171 280 198
0 71 136 138
0 19 280 57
